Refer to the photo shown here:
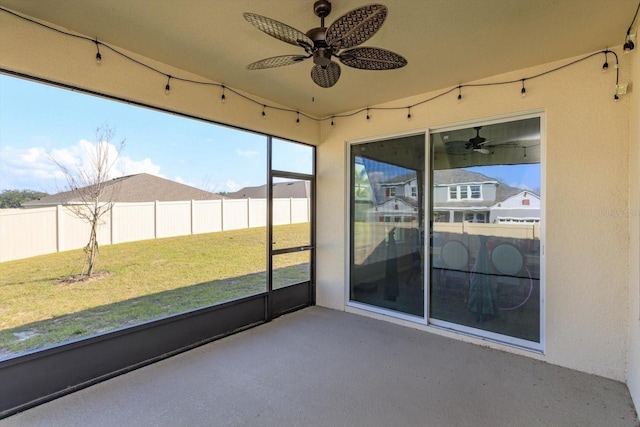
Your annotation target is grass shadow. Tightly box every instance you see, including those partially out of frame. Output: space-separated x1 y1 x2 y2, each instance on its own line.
0 271 268 359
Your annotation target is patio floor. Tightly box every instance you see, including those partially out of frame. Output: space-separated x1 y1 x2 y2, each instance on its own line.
2 306 637 426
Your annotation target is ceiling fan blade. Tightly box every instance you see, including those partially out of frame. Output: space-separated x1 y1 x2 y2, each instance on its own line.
243 13 313 48
311 62 341 88
338 47 407 70
473 148 491 154
326 4 387 50
247 55 310 70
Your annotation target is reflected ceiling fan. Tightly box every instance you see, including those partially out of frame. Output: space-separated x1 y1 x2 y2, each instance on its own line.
243 0 408 88
465 127 492 154
445 127 493 155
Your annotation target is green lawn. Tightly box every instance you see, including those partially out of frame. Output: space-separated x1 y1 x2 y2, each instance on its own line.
0 223 309 357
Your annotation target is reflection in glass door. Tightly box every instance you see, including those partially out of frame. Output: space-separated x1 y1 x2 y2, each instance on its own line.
349 134 425 317
429 116 542 348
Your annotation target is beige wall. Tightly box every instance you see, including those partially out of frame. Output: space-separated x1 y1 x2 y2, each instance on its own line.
317 51 633 382
1 7 638 398
0 12 320 146
627 47 640 411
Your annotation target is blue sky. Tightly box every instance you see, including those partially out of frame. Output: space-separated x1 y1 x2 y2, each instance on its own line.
0 73 536 195
0 74 311 194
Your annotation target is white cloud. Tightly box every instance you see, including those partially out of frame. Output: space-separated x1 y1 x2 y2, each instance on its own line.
509 182 534 191
0 140 162 192
117 156 162 177
236 149 259 158
225 179 242 192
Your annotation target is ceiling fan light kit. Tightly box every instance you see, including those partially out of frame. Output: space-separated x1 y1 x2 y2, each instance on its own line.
243 0 407 88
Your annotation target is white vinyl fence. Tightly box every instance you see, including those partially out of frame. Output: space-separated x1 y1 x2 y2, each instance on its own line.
0 198 310 262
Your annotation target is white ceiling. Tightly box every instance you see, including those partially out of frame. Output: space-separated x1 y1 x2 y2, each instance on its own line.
0 0 637 118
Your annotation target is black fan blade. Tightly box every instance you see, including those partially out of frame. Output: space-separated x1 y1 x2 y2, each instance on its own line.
311 62 341 88
243 13 313 48
247 55 310 70
325 4 387 50
338 47 407 70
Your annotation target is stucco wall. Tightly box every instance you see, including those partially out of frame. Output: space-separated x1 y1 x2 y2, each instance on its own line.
0 11 320 146
627 47 640 412
317 50 633 382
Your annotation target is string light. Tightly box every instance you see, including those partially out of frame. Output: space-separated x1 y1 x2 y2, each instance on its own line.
624 34 636 52
0 6 628 128
602 52 609 72
94 40 102 65
407 107 411 120
296 111 300 125
164 75 171 95
623 2 639 52
523 147 527 158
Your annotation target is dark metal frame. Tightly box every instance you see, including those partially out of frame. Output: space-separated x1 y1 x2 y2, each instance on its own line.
0 72 316 419
267 137 316 319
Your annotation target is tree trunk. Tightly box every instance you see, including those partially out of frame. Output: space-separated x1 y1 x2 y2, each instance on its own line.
84 221 98 276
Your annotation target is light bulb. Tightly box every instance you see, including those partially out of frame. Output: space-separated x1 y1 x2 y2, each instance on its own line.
165 84 170 95
95 52 102 65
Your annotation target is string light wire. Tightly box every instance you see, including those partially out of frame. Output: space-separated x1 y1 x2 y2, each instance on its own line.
0 6 628 124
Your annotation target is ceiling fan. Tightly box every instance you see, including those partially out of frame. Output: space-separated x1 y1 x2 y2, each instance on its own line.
445 127 493 155
465 127 491 154
243 0 408 88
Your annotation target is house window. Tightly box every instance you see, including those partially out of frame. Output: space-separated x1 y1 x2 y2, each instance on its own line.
449 185 482 200
389 187 396 197
459 186 468 199
449 186 457 199
411 186 417 197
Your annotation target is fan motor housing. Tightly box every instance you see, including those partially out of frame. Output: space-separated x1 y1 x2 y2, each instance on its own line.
313 0 332 18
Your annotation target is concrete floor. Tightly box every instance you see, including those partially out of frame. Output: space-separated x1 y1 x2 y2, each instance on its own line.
2 307 638 426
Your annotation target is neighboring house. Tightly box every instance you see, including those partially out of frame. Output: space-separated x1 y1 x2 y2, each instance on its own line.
370 196 419 224
489 190 541 224
371 169 540 224
22 173 224 208
226 180 311 199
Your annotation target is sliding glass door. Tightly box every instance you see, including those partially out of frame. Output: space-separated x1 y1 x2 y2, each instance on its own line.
429 115 542 348
348 114 543 350
349 134 425 318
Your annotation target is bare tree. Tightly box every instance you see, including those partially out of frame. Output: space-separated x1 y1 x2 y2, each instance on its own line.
51 125 125 277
